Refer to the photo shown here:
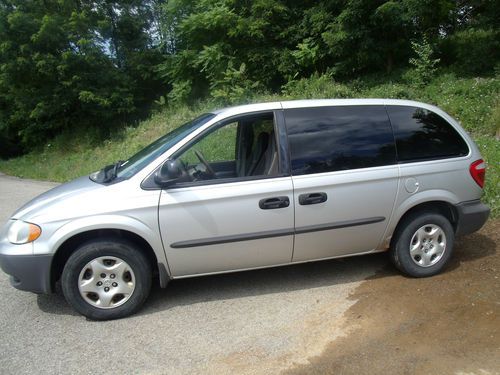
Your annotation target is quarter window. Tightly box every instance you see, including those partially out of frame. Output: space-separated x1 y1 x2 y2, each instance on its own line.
284 106 396 175
387 105 469 162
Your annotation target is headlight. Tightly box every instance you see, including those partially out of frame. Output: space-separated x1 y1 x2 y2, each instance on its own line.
7 220 42 244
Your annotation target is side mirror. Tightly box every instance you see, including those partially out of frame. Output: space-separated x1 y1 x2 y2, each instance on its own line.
154 159 184 187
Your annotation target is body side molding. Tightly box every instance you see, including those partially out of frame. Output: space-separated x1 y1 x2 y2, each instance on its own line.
170 216 386 249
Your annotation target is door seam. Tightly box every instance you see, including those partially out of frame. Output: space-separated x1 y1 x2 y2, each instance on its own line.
290 175 296 262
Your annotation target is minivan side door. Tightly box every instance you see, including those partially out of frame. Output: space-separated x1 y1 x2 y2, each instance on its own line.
157 111 295 277
283 105 399 262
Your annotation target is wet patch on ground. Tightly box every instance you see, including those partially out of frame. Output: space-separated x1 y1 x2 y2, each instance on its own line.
286 220 499 375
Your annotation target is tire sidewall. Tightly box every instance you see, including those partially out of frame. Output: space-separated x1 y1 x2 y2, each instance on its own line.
394 213 454 277
62 239 152 320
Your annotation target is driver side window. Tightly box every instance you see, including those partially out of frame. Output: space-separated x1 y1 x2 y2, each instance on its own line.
180 122 238 165
175 112 279 182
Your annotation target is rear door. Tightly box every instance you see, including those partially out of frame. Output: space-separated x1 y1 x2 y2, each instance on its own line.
283 104 399 262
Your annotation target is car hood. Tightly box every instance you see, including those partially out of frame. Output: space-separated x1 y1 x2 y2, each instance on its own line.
12 176 104 221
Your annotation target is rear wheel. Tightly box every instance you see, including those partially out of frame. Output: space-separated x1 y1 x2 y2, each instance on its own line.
61 239 152 320
390 212 454 277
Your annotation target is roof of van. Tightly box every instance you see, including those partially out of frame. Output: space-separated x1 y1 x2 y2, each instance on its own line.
211 98 441 116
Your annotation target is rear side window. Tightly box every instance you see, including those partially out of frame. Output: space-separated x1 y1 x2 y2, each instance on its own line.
387 105 469 162
284 106 396 175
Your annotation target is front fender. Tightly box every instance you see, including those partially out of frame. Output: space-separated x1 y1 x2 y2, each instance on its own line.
39 215 168 266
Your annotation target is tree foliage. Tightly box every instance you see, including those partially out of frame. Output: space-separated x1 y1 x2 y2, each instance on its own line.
0 0 164 157
0 0 498 158
157 0 499 102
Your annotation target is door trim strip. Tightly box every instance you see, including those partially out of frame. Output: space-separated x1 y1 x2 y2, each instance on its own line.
170 216 385 249
294 216 385 234
171 228 294 248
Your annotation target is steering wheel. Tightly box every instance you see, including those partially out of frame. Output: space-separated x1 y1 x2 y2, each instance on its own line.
194 150 216 177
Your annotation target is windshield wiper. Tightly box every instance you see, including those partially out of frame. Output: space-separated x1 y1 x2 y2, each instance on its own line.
89 160 124 183
104 160 124 182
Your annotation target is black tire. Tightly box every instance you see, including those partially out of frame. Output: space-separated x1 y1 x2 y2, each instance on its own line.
61 238 152 320
390 212 454 277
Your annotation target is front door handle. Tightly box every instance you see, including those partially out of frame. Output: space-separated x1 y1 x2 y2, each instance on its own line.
259 196 290 210
299 192 328 205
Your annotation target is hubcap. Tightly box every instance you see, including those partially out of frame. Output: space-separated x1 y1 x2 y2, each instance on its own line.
409 224 447 267
78 256 135 309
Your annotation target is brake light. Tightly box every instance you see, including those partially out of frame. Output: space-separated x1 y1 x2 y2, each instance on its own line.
469 159 486 188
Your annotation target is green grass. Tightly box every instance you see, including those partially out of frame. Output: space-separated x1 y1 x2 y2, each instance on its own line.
0 103 216 181
475 135 500 217
1 72 498 216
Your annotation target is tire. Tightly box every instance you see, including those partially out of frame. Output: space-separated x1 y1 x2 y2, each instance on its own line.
390 212 454 277
61 238 152 320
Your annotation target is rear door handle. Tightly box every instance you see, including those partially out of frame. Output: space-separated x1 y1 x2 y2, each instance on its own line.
259 196 290 210
299 192 328 205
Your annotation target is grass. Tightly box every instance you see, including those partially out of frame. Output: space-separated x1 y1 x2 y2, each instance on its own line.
0 71 498 216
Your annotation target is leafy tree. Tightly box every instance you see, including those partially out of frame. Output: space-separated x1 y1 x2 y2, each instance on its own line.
157 0 460 94
0 0 164 157
157 0 301 101
1 0 498 158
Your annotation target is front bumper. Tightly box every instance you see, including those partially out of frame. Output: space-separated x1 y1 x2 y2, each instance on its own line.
0 252 53 294
454 200 490 237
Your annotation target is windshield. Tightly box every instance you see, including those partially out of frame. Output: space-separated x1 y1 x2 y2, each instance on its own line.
93 113 216 182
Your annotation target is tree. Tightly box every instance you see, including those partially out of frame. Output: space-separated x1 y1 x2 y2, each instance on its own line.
0 0 164 157
1 0 498 158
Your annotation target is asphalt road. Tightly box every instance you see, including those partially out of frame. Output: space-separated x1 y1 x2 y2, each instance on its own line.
0 173 386 374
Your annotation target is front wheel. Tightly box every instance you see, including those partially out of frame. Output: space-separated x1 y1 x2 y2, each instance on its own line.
390 212 454 277
61 239 152 320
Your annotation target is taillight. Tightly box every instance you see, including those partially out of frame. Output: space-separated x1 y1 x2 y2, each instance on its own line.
469 159 486 188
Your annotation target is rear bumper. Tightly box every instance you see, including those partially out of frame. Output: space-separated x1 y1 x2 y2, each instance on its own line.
454 200 490 237
0 253 53 294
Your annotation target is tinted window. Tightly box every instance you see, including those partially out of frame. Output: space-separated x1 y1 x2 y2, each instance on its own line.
284 106 396 175
387 106 469 162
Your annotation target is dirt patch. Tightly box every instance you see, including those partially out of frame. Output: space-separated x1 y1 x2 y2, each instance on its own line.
286 220 500 375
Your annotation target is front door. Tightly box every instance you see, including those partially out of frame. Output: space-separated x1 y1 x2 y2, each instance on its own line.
158 111 294 276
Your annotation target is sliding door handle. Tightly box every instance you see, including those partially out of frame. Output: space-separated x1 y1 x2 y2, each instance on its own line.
299 192 328 205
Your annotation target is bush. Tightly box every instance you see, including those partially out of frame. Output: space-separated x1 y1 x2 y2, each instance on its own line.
210 63 261 105
362 82 417 99
405 38 440 86
167 80 193 105
282 73 354 99
441 29 500 75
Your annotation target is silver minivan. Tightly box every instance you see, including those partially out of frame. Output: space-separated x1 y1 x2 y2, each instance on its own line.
0 99 490 320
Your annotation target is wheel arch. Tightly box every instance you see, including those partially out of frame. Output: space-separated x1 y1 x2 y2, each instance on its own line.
389 200 458 250
48 217 171 291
